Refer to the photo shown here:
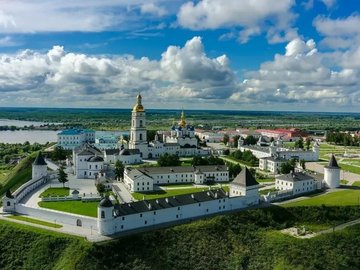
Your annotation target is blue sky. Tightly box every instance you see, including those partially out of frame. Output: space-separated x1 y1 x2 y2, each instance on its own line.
0 0 359 111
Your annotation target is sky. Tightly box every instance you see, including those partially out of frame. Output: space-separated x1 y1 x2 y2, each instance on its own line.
0 0 359 112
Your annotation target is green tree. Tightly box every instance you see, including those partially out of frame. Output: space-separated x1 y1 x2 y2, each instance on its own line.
233 135 240 148
147 130 157 142
305 137 311 150
300 159 306 170
223 149 230 155
115 160 125 180
157 153 181 167
244 135 257 145
4 155 10 164
96 183 106 194
223 134 230 145
51 146 67 161
294 137 304 149
58 165 68 188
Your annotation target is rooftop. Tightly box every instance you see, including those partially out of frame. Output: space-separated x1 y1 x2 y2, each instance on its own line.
136 165 228 175
231 167 259 187
113 189 227 216
276 172 315 182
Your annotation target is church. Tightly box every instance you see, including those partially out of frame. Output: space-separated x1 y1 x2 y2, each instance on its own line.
129 94 209 159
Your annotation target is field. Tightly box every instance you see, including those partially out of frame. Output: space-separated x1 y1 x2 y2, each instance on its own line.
132 186 229 200
39 187 70 197
352 181 360 187
283 189 360 207
6 215 63 228
38 201 98 218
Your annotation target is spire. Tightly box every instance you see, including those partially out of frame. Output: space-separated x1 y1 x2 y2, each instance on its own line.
132 92 145 112
232 167 259 187
33 151 47 166
326 154 340 168
179 110 186 128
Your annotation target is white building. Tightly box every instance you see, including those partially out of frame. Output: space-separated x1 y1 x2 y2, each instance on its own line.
124 165 229 192
57 129 95 150
259 156 287 173
229 167 260 199
128 94 209 159
195 130 224 143
324 154 341 188
98 168 260 236
275 172 322 195
94 134 119 150
73 144 104 179
239 139 320 162
104 148 141 165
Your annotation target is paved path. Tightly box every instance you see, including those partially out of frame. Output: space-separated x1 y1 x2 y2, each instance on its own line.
307 162 360 184
112 182 134 203
45 158 59 171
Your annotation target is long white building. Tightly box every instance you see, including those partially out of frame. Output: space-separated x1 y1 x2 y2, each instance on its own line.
124 165 229 192
275 172 322 195
239 139 320 162
98 167 260 236
57 129 95 150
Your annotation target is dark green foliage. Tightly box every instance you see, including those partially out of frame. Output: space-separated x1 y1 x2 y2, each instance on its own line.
232 135 240 148
58 165 68 187
50 146 68 161
326 131 359 146
223 149 230 155
223 134 229 145
1 206 360 270
114 160 125 179
280 158 297 174
191 155 224 166
96 183 105 194
227 162 242 178
305 137 311 150
157 153 181 167
243 135 257 145
294 137 304 149
147 130 157 142
230 150 259 166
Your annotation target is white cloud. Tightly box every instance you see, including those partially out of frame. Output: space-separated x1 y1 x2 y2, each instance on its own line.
0 37 236 107
177 0 297 43
0 36 19 47
0 0 176 33
321 0 336 8
314 14 360 38
140 3 167 17
230 37 360 110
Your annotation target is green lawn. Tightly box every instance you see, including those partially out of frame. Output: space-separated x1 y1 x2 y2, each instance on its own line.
352 181 360 187
132 187 227 200
39 187 70 198
259 188 277 195
7 215 63 228
38 201 98 217
340 179 349 185
283 190 360 207
339 163 360 175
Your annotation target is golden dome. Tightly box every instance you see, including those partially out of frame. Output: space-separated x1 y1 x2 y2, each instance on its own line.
179 110 186 128
132 93 145 112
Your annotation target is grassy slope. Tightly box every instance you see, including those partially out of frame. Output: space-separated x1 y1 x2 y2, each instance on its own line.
283 190 360 207
6 215 62 228
1 206 360 270
0 152 36 196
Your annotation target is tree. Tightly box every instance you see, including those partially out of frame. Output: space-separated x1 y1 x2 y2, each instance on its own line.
147 130 157 142
305 137 311 150
96 183 106 194
157 153 181 167
223 149 230 155
233 135 240 148
244 135 257 145
280 159 296 174
4 155 10 164
223 134 230 145
270 137 275 142
300 159 306 170
51 146 67 161
228 163 242 178
58 165 68 187
295 137 304 149
115 160 125 180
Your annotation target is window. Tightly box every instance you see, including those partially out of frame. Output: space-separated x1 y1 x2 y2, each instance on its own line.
140 214 143 217
101 211 105 219
144 220 147 225
7 201 10 207
121 225 124 229
122 217 125 220
176 215 179 218
140 120 143 127
178 207 180 211
139 134 143 140
153 211 156 215
198 203 201 206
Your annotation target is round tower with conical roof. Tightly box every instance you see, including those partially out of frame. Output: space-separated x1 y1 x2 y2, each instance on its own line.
2 189 15 212
32 152 48 180
324 154 340 188
97 196 115 235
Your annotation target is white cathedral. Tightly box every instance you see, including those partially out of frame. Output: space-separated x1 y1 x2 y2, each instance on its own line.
128 94 209 159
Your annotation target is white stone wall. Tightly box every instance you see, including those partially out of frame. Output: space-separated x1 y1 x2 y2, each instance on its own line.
324 167 340 188
16 204 98 229
32 164 47 181
275 178 316 195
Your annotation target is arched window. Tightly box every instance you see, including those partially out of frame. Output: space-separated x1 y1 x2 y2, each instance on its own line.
7 201 10 206
139 133 143 140
140 120 143 127
132 120 135 126
101 211 105 219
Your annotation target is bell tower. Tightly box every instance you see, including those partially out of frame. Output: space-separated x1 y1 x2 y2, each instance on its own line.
129 94 148 157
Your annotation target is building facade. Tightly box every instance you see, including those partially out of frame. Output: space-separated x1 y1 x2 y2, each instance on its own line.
57 129 95 150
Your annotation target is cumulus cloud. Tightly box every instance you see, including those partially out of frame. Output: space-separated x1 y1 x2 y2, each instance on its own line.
140 3 167 17
0 37 236 107
177 0 297 43
230 37 360 110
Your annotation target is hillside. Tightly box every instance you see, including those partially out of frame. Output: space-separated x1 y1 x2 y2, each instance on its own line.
0 152 36 197
1 206 360 270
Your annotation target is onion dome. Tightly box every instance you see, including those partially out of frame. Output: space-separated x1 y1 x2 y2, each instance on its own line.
132 93 145 112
